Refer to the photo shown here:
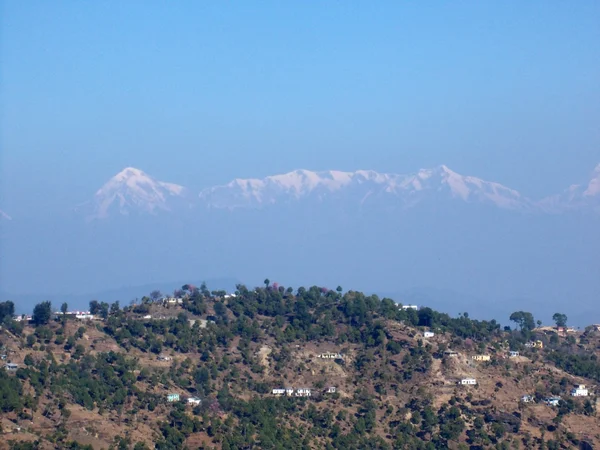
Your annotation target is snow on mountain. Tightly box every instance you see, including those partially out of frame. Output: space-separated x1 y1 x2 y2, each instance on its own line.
539 163 600 213
0 209 11 220
77 167 192 220
198 165 532 211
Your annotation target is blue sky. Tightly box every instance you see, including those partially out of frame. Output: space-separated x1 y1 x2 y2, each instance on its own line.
2 1 599 216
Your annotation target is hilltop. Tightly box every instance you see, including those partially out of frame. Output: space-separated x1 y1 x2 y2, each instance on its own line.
1 283 599 449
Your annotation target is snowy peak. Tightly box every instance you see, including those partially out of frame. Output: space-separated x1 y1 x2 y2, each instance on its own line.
199 165 531 211
81 167 191 220
410 165 526 207
0 209 11 221
583 163 600 197
540 163 600 212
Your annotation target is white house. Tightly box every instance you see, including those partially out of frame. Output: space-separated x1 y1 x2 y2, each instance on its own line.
143 315 152 319
570 385 588 397
295 388 312 397
459 378 477 385
326 386 337 394
544 396 561 406
285 388 294 397
75 313 94 320
509 351 519 358
400 305 418 310
318 352 343 359
444 350 459 357
521 395 535 403
5 363 18 371
472 355 491 362
167 393 180 402
187 397 201 406
158 355 172 361
272 388 286 396
423 331 435 338
15 315 32 322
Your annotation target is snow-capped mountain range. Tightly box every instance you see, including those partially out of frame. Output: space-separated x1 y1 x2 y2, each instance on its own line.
77 164 600 220
199 165 531 211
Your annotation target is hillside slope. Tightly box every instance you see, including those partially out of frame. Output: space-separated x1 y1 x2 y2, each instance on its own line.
1 284 599 449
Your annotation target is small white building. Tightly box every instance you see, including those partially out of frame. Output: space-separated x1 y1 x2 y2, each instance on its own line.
143 315 152 319
444 350 459 357
400 305 418 310
5 363 18 371
544 396 561 406
295 388 312 397
326 386 337 394
75 313 94 320
459 378 477 385
158 355 172 361
187 397 201 406
472 355 491 362
423 331 435 338
318 352 343 359
570 385 588 397
521 395 535 403
167 393 180 402
285 388 294 397
15 315 32 322
509 351 520 358
272 388 286 396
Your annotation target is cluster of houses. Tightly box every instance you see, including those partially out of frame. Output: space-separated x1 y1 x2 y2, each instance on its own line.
272 386 336 397
163 298 184 306
61 311 95 320
520 385 590 405
524 340 544 349
166 393 201 406
14 315 33 322
316 352 343 359
15 311 96 322
443 349 522 361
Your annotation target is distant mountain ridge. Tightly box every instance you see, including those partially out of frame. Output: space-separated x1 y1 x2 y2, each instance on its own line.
76 164 600 219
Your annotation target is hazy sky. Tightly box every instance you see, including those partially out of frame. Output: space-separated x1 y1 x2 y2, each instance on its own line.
2 2 599 217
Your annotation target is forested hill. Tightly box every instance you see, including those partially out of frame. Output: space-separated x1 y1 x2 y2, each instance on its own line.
1 282 599 450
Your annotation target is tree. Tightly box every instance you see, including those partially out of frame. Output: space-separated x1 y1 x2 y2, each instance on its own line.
150 290 162 302
509 311 535 331
61 302 68 316
110 301 120 316
0 301 15 322
264 279 270 288
89 300 99 314
32 301 52 326
552 313 567 328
